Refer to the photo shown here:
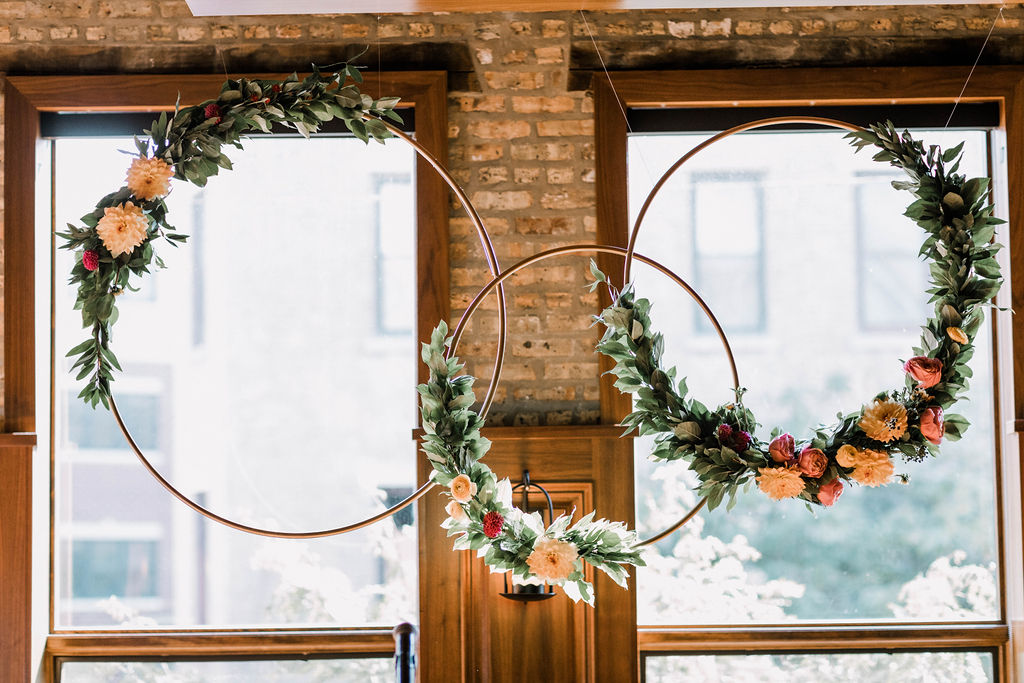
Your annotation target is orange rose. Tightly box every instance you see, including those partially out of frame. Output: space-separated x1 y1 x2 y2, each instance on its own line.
797 446 828 479
904 356 943 389
818 478 844 507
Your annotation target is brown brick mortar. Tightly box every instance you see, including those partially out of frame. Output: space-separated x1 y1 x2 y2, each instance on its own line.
2 3 1023 426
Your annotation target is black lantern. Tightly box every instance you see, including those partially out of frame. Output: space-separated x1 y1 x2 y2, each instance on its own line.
500 470 557 602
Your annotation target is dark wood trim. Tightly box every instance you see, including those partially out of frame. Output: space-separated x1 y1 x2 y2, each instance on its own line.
4 71 448 682
4 80 38 434
0 445 33 683
638 624 1009 652
0 433 38 447
595 66 1024 683
592 75 633 426
46 630 395 658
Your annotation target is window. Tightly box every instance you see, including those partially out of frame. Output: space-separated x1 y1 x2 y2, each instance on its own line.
4 71 448 678
596 70 1021 681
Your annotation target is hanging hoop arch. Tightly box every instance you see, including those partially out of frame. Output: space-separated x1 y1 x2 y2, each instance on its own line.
110 115 513 539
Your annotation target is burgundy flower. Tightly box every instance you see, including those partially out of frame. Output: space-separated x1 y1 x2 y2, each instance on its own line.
271 84 281 93
203 103 222 122
250 94 260 102
717 423 751 452
482 510 504 539
82 249 99 272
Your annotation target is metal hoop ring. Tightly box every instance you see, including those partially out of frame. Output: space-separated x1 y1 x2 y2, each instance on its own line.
446 243 739 546
111 115 509 538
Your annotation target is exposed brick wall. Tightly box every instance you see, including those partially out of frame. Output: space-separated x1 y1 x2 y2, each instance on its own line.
2 3 1022 426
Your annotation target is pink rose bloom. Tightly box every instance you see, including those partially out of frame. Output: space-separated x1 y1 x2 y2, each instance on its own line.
768 433 796 463
82 249 99 271
717 424 751 452
818 478 843 507
797 446 828 478
904 356 943 389
920 405 944 445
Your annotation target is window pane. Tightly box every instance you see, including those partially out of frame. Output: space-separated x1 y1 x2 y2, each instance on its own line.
51 135 418 628
61 658 392 682
629 129 998 623
645 651 995 682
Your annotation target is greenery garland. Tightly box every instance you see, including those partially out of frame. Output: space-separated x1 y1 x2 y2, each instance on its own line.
60 63 402 408
591 122 1004 512
419 322 645 605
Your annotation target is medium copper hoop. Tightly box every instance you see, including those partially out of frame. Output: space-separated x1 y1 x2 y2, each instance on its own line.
110 115 509 538
446 244 740 546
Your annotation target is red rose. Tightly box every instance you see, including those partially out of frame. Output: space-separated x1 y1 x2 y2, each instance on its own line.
82 249 99 271
920 406 944 445
482 510 504 539
797 446 828 478
203 103 222 122
717 424 751 453
818 478 843 507
768 433 796 463
904 356 943 389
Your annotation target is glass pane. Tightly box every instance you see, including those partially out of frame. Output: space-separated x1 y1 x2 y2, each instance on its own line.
629 129 999 623
61 657 392 682
645 651 995 682
51 135 418 628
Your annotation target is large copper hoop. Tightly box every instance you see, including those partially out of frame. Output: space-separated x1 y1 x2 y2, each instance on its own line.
110 115 508 539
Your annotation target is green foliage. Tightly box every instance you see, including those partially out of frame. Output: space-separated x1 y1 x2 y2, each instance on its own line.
419 321 645 606
594 121 1003 511
60 62 405 407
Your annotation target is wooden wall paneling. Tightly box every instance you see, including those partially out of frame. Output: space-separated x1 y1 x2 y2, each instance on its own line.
0 437 38 683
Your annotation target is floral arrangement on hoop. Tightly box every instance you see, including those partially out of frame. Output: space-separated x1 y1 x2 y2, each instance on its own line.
419 322 645 604
589 122 1004 512
60 63 402 408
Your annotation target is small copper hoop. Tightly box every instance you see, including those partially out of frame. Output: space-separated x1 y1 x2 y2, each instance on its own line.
110 115 509 538
446 244 739 546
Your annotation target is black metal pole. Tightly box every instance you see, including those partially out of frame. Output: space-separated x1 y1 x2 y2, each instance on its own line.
393 622 417 683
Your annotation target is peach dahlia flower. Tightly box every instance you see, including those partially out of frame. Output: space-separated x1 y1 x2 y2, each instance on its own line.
125 156 174 201
526 537 578 582
756 466 806 501
95 202 149 257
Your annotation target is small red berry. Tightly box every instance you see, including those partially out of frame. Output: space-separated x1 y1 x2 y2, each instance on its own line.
82 249 99 271
250 94 259 102
482 510 504 539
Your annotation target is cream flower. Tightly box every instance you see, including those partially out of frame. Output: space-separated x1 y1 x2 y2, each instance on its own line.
125 156 174 201
449 474 477 504
95 202 149 257
858 399 908 443
445 500 469 523
850 450 895 487
756 466 806 501
526 537 578 582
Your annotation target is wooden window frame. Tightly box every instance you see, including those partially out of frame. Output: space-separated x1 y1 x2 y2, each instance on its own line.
593 66 1024 680
2 70 448 682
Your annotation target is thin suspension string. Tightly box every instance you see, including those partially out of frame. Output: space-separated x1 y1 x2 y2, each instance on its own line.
945 4 1005 129
578 9 665 260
